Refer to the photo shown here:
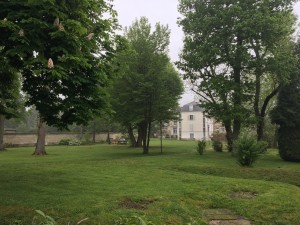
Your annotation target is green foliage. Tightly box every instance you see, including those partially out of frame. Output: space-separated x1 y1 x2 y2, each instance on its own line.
111 17 183 152
271 41 300 162
58 139 81 146
236 136 268 167
0 0 118 129
58 139 71 146
276 127 300 162
212 140 223 152
196 140 206 155
177 0 296 145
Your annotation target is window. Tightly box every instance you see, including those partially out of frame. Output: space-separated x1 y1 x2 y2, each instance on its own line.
189 104 193 111
173 128 177 135
189 115 194 120
190 133 194 139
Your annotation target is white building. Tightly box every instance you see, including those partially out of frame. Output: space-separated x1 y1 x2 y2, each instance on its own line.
166 102 214 140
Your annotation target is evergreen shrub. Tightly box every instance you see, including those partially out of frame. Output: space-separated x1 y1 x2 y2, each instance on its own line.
236 136 268 167
196 140 206 155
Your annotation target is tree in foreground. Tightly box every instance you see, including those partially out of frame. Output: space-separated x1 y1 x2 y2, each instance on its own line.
271 41 300 162
0 0 118 154
111 17 183 153
177 0 296 151
0 14 24 150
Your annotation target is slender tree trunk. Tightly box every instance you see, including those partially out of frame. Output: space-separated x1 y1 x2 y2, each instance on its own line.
0 114 5 151
106 130 111 144
160 121 163 154
33 116 47 155
92 121 96 143
146 121 151 151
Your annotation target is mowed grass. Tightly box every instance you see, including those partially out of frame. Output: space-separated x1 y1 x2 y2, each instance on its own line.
0 140 299 225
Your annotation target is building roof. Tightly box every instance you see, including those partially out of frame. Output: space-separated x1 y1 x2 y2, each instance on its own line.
180 101 204 112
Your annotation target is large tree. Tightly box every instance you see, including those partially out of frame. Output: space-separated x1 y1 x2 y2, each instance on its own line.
0 12 24 150
0 0 118 154
271 40 300 162
111 17 183 153
177 0 296 151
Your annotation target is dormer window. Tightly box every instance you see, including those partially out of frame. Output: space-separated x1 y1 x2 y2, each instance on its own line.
189 104 193 111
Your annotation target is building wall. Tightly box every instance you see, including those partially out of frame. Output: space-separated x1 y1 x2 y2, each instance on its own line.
3 132 122 147
179 111 214 140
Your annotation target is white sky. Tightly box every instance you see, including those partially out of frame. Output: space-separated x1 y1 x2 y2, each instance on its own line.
113 0 300 105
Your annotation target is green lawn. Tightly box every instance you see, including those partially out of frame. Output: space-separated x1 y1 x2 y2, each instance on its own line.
0 140 299 225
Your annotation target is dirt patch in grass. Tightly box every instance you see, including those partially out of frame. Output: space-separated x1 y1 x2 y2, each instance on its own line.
231 191 258 199
119 197 156 210
203 209 251 225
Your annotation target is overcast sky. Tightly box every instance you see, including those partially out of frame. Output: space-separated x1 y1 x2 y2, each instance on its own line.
113 0 300 105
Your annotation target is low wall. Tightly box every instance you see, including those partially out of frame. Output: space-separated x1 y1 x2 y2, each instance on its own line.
4 132 122 146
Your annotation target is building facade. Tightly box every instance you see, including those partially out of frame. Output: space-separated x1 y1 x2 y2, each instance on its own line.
166 102 214 140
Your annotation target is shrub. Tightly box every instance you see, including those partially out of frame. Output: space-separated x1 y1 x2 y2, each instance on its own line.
277 127 300 162
236 136 268 167
196 140 206 155
58 139 71 145
58 139 81 146
212 140 223 152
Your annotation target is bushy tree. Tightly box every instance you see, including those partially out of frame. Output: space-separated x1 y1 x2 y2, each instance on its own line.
177 0 296 151
0 0 118 154
271 40 300 162
111 17 183 153
0 12 24 150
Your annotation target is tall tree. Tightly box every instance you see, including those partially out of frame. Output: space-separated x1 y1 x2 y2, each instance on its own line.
0 0 118 154
271 39 300 162
111 17 183 153
0 14 24 150
177 0 296 151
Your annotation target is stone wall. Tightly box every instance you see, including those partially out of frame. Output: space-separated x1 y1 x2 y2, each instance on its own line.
4 132 122 146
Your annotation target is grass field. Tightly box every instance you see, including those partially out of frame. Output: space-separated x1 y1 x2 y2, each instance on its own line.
0 140 299 225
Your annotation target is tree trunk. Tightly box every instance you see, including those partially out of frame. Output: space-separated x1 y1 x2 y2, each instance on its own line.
92 121 96 143
106 130 111 144
128 126 137 147
257 117 264 141
136 127 143 147
33 116 47 155
140 122 148 154
146 121 151 151
160 121 163 154
256 86 280 141
0 114 5 151
224 120 233 152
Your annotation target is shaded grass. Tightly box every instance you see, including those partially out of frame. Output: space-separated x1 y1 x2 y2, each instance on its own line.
0 139 299 225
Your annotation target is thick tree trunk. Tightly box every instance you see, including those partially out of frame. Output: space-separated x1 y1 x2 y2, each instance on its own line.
33 117 47 155
140 122 148 154
0 114 5 151
257 118 264 141
128 126 137 147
